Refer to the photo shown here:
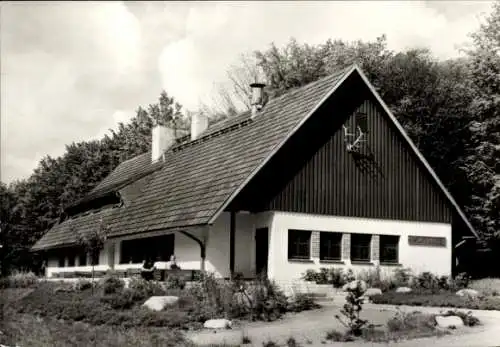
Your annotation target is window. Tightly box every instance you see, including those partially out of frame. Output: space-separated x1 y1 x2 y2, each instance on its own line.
288 230 311 260
120 234 175 264
67 254 75 267
320 232 342 261
380 235 399 264
355 112 368 133
351 234 371 262
78 251 87 266
91 253 99 266
58 256 65 268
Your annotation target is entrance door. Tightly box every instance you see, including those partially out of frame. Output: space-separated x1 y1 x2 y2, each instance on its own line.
255 228 269 278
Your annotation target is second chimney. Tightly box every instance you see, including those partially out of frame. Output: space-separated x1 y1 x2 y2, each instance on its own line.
151 125 175 163
250 82 266 118
191 112 209 141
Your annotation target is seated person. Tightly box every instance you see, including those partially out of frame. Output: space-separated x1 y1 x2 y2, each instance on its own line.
140 257 156 281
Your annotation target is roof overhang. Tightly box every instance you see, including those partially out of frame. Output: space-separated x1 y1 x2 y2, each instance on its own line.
209 64 479 239
354 66 478 239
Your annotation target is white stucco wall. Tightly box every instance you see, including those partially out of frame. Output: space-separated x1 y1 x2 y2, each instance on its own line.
46 248 109 278
268 211 452 284
46 211 269 278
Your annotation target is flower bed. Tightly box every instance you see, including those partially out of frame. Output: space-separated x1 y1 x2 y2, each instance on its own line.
371 290 500 310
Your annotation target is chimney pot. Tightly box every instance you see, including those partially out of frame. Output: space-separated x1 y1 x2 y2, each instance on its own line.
250 82 266 118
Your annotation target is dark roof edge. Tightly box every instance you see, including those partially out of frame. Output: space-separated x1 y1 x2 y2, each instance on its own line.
208 64 478 239
208 64 358 224
353 66 479 239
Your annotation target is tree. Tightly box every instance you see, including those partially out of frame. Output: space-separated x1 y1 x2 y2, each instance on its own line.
461 1 500 237
76 220 108 292
5 90 185 274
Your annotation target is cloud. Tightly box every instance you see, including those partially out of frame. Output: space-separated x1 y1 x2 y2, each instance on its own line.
0 1 493 183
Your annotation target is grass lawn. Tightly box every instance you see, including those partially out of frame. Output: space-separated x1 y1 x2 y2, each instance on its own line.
1 309 193 347
371 289 500 310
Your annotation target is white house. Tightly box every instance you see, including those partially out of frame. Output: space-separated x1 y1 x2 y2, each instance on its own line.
32 65 478 285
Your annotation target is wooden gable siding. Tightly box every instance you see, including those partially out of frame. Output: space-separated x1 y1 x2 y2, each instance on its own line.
230 76 452 223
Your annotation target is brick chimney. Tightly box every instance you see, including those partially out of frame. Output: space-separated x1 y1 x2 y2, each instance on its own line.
151 125 175 163
191 112 209 141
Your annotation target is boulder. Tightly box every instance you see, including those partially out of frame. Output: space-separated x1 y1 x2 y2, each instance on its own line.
395 287 412 293
364 288 383 297
435 315 464 329
456 289 480 298
142 296 179 311
203 318 232 329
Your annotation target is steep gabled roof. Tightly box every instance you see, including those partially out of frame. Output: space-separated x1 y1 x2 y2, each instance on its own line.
32 65 477 251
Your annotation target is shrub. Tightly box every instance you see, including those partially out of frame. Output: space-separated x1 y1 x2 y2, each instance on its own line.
414 272 440 292
286 336 300 347
342 269 355 284
469 278 500 296
329 268 345 288
99 273 124 295
325 329 355 342
335 280 369 336
262 340 279 347
165 272 186 290
387 310 436 333
2 272 38 288
452 272 470 290
371 290 500 310
74 279 92 291
288 293 319 312
100 288 136 310
0 277 10 289
245 278 289 321
302 269 319 282
128 277 166 301
393 267 412 287
301 267 346 287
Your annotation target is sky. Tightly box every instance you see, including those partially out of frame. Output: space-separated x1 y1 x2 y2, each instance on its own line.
0 1 494 184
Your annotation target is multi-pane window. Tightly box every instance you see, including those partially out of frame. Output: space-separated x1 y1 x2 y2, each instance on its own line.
67 254 75 267
78 251 87 266
380 235 399 264
351 234 371 262
288 230 311 260
58 256 65 267
120 234 175 264
320 232 342 261
91 253 99 266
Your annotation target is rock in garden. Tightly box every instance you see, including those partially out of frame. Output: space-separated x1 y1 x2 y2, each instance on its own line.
456 289 480 298
364 288 383 297
435 315 464 329
142 296 179 311
203 318 232 329
395 287 412 293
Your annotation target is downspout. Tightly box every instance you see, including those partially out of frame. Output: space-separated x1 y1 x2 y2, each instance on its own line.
179 230 206 272
230 211 236 278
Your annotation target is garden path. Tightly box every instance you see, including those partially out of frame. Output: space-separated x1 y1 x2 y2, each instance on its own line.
187 301 500 347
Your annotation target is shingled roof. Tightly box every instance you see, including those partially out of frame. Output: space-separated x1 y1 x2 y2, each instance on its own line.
31 64 478 251
32 66 352 250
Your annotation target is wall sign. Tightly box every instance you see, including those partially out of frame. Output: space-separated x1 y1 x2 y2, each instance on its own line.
408 236 446 247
